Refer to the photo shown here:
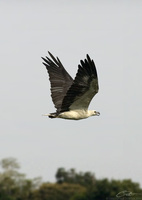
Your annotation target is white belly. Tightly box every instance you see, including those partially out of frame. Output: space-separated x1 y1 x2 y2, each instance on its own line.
58 110 89 120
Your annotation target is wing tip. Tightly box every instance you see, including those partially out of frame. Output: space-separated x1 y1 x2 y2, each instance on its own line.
48 51 53 57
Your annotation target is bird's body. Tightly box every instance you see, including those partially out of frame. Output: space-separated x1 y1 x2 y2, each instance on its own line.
47 109 99 120
42 52 100 120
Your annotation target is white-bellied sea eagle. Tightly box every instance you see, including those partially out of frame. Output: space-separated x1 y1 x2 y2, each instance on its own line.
42 52 100 120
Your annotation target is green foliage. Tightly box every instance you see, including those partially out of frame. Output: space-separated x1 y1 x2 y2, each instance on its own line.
0 157 42 200
0 158 142 200
30 183 86 200
0 158 20 171
80 179 142 200
70 193 88 200
56 168 95 187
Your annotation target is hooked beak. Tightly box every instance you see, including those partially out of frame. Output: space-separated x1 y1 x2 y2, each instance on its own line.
96 112 100 116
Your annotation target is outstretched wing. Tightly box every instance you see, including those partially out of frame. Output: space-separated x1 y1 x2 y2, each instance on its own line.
42 52 73 112
60 54 99 112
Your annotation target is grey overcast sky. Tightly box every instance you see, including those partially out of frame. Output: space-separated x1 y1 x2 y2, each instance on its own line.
0 0 142 186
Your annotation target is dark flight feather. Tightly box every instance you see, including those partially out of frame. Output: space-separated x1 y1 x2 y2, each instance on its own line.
42 52 73 112
42 52 99 114
60 54 99 112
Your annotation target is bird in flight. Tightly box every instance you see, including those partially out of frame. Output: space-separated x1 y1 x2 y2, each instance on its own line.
42 52 100 120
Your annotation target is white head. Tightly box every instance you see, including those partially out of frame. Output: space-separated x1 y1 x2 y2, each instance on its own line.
88 110 100 117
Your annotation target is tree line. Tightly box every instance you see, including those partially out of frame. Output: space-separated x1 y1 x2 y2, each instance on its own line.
0 157 142 200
